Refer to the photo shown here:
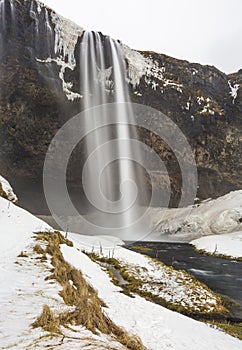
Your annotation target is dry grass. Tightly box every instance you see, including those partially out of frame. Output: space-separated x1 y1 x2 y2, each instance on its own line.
33 244 45 255
193 246 242 261
87 253 230 319
17 251 28 258
32 305 61 334
33 231 146 350
33 244 47 261
0 183 8 200
0 182 18 205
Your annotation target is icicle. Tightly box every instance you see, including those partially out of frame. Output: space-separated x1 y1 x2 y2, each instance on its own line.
0 0 6 31
30 0 39 37
45 8 52 34
10 0 15 22
40 11 84 100
51 11 83 68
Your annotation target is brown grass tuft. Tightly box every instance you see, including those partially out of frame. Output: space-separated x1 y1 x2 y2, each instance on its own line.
32 305 61 334
33 231 146 350
33 244 45 255
18 251 28 258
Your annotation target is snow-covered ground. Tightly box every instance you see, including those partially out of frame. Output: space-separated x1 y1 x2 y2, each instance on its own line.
0 196 127 349
1 191 242 349
0 175 18 203
62 233 242 350
191 231 242 259
72 232 226 315
148 190 242 241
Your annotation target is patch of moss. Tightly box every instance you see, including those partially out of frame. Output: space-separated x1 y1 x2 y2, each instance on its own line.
131 245 153 252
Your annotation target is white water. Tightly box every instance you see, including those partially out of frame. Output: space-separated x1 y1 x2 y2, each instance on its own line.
80 31 149 240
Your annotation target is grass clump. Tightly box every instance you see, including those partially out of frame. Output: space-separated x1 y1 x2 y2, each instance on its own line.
0 183 8 200
34 231 146 350
33 244 46 255
87 253 230 319
33 305 60 334
18 251 28 258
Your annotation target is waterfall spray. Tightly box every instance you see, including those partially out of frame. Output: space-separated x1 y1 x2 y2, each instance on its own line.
79 31 149 240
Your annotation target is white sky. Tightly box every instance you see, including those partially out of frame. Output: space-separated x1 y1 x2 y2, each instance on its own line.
41 0 242 74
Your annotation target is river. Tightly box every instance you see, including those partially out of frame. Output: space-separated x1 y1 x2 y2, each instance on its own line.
128 242 242 320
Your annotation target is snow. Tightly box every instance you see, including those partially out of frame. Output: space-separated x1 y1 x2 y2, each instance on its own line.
191 231 242 259
228 80 240 104
197 96 204 105
0 175 18 203
122 44 183 94
61 233 242 350
0 197 126 349
185 101 190 111
1 183 242 349
122 44 147 86
37 57 82 101
149 190 242 241
134 91 142 96
51 11 83 68
50 11 84 100
74 234 222 313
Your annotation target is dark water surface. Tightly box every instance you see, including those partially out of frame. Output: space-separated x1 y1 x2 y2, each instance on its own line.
128 242 242 319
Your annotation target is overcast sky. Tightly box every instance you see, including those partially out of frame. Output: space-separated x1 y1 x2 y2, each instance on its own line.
42 0 242 74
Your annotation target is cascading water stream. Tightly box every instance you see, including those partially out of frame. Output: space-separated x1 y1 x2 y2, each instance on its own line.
79 31 149 240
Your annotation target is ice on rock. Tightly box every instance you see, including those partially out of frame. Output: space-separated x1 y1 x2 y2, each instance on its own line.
122 44 184 95
51 12 83 68
228 80 240 104
122 44 147 87
38 11 84 101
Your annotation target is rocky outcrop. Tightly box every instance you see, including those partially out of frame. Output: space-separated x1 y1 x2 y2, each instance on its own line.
0 175 18 203
0 0 241 212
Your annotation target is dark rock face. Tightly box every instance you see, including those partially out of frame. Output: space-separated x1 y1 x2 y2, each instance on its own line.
0 0 241 213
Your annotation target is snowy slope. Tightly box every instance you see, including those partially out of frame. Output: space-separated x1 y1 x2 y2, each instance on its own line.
62 233 242 350
191 231 242 259
0 197 125 349
0 194 242 349
149 190 242 241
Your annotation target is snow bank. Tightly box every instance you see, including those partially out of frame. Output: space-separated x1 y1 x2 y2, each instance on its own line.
62 233 242 350
0 196 126 349
0 190 241 349
149 190 242 241
0 175 18 203
191 231 242 259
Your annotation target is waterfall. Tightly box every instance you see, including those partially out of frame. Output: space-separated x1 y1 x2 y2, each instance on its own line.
79 31 149 241
0 1 150 240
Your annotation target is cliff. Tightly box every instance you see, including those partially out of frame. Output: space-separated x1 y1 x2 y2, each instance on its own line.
0 0 241 212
